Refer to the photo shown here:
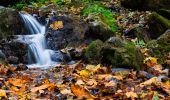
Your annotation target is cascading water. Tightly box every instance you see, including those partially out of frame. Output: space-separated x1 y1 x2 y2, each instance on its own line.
18 13 56 68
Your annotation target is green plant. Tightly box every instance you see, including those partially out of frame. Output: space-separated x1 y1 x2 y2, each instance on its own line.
83 4 117 32
13 2 27 10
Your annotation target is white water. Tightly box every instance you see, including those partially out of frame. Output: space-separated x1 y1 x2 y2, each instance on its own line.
19 13 56 68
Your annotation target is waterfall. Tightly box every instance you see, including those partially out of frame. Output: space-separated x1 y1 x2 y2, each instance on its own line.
18 13 56 68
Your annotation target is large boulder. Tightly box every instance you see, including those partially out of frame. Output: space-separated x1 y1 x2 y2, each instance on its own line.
148 12 170 39
46 15 87 50
147 29 170 64
0 7 26 39
121 0 170 10
85 38 144 70
0 39 28 64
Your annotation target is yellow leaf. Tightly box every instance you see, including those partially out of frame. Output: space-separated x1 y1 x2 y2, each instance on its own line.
144 57 158 67
50 21 64 30
78 70 91 77
60 89 73 95
0 90 7 98
105 80 116 87
140 77 158 87
126 91 138 98
71 84 95 99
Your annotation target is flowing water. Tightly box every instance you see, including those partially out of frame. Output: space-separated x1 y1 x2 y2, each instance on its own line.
18 13 57 68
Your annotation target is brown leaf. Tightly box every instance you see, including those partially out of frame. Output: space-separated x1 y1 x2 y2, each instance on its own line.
31 84 54 93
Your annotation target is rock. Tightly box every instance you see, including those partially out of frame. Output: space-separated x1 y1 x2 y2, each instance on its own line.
85 39 144 70
85 23 115 41
1 40 28 64
68 48 84 60
0 50 6 64
0 7 26 39
147 29 170 64
84 14 116 41
148 12 170 39
16 63 28 71
106 37 124 47
121 0 170 10
123 27 149 42
46 15 87 50
85 40 104 63
7 56 18 64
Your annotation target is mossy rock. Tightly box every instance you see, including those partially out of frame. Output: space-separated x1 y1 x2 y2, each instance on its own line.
0 7 26 39
85 39 144 70
148 12 170 39
85 40 104 63
147 30 170 64
83 3 117 41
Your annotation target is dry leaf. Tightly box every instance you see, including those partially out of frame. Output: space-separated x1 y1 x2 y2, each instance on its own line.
50 21 64 30
31 84 54 93
126 91 138 98
140 77 158 87
60 89 73 95
0 90 7 98
71 84 95 99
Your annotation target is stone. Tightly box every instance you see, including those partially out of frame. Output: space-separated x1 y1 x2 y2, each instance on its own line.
85 39 144 70
46 15 87 50
148 12 170 39
0 40 28 64
147 29 170 64
0 50 6 64
16 63 28 71
0 7 26 39
7 56 19 64
121 0 170 10
85 40 104 63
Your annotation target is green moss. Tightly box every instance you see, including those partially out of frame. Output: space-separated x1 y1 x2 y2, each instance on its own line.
83 3 117 32
85 40 104 63
151 12 170 28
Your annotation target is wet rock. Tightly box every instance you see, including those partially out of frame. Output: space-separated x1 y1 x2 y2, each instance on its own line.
68 48 84 60
121 0 170 10
16 63 28 71
148 12 170 39
7 56 19 64
1 40 28 64
0 7 26 38
0 50 6 64
46 15 87 50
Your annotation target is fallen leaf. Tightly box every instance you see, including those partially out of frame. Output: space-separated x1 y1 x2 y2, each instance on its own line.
140 77 158 87
31 84 54 93
71 84 95 99
105 80 116 87
77 70 91 77
60 89 73 95
0 90 6 98
76 79 85 85
126 91 138 98
144 57 158 67
50 21 64 30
